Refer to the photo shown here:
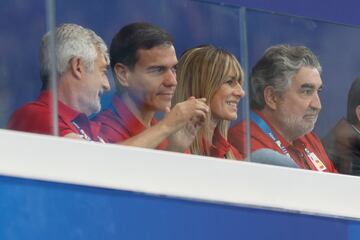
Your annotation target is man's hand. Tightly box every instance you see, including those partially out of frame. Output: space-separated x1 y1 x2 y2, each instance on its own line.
164 97 209 152
167 117 203 152
162 97 208 133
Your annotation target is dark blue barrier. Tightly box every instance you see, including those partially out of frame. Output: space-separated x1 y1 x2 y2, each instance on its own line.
0 175 351 240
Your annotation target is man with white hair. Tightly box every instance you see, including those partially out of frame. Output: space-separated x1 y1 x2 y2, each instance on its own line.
229 45 337 172
8 23 110 141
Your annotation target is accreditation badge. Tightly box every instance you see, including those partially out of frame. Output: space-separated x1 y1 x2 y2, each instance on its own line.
308 152 327 171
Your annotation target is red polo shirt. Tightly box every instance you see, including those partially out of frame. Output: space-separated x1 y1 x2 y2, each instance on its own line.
229 111 337 173
8 91 102 141
95 95 168 150
210 128 243 160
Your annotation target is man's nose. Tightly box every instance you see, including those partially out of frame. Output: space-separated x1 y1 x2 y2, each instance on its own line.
163 69 177 87
310 92 321 110
102 75 111 91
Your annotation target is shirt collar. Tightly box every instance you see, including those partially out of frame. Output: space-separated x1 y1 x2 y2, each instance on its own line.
211 127 231 151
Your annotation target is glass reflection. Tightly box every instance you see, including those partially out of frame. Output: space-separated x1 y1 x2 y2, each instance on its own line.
0 0 47 128
4 0 360 176
243 8 360 175
322 77 360 175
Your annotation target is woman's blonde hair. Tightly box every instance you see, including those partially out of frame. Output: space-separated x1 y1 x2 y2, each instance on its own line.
173 45 243 159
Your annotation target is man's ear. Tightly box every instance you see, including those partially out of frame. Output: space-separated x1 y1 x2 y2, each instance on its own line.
69 57 83 80
263 86 280 110
114 63 130 87
355 105 360 123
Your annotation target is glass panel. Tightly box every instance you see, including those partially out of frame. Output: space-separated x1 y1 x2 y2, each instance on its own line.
55 0 245 108
245 8 360 175
0 0 47 129
52 0 249 159
9 0 360 176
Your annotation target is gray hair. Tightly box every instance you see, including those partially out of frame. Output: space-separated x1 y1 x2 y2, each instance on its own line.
40 23 109 88
250 45 322 110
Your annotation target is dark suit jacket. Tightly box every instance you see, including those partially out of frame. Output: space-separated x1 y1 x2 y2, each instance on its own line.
322 118 360 175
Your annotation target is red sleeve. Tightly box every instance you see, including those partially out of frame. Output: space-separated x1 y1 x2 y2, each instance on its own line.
8 104 53 135
8 104 75 137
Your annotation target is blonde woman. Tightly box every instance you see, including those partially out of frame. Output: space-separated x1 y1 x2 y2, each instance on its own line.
173 45 245 160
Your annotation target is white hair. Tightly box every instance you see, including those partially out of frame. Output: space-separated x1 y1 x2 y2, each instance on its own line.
40 23 109 86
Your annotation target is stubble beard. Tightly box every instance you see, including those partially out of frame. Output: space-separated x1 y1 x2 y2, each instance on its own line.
277 107 318 142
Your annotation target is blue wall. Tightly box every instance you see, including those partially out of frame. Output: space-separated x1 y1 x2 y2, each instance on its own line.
206 0 360 26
